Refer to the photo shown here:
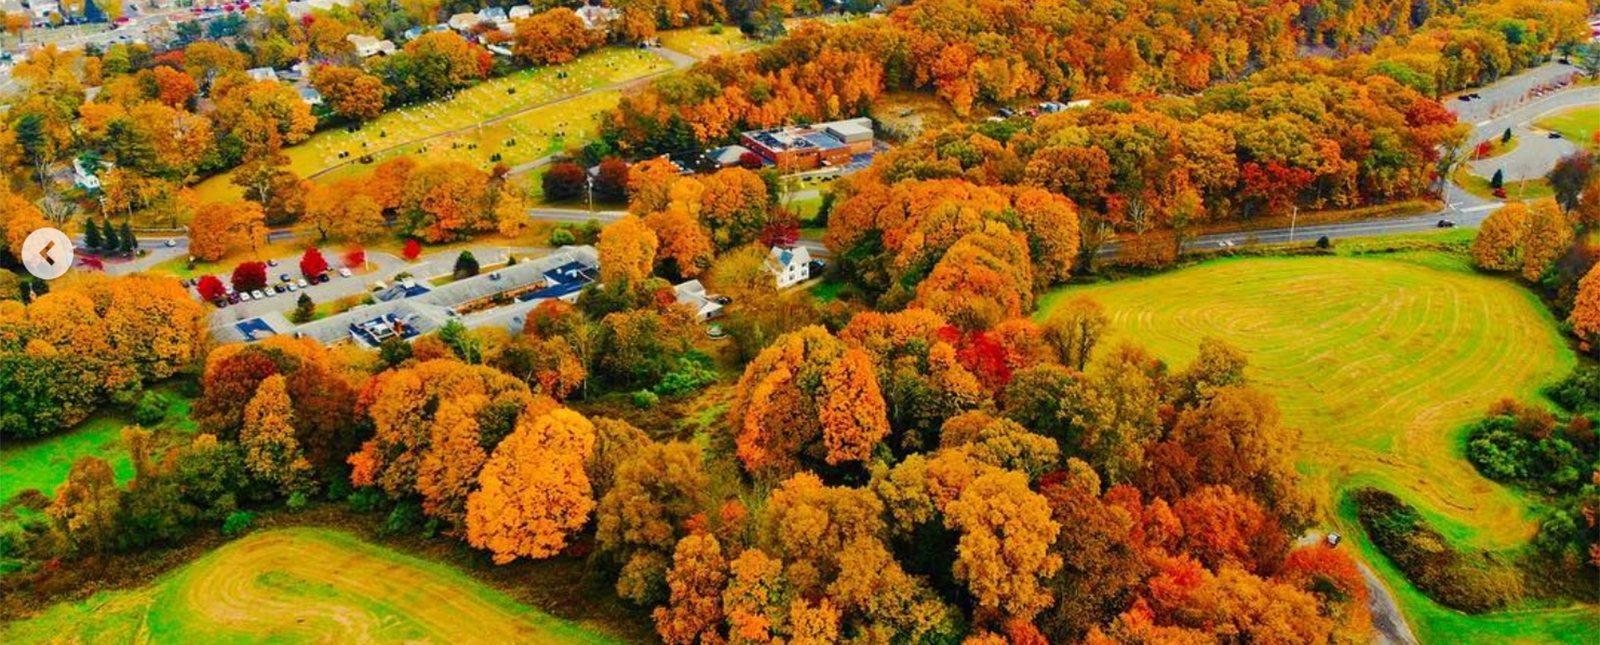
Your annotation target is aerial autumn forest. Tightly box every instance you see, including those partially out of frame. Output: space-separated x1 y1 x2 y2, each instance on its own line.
0 0 1598 642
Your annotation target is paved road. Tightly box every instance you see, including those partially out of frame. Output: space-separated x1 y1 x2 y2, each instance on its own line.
1465 85 1599 181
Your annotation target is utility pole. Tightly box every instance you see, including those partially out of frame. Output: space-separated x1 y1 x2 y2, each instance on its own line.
1289 205 1298 244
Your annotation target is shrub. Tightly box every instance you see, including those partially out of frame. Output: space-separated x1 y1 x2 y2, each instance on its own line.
347 486 386 513
222 511 256 537
653 356 720 396
1315 235 1331 249
631 389 659 409
133 391 169 425
1544 366 1600 414
286 491 309 512
1352 488 1522 612
549 226 577 246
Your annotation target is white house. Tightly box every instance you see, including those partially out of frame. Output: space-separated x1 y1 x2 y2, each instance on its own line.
575 3 620 30
346 33 396 58
766 245 811 290
447 12 481 32
297 86 324 106
245 67 279 82
508 4 534 20
673 279 724 321
72 157 107 190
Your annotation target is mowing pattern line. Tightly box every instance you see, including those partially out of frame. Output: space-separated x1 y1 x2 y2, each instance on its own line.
1043 255 1573 548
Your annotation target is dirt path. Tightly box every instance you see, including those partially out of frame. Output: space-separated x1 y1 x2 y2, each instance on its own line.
1360 562 1419 645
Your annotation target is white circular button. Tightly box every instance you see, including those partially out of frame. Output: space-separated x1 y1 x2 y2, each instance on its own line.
21 227 74 281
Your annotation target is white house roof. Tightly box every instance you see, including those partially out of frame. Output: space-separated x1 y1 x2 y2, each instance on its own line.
245 67 279 82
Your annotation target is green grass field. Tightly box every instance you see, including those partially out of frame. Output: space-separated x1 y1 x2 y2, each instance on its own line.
1 391 193 531
1038 251 1586 641
1536 105 1599 149
0 527 625 645
191 46 673 204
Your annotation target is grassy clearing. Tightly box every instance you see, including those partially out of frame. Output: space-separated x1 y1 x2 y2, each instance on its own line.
1535 105 1599 149
0 527 625 645
191 46 672 204
1038 252 1584 642
1453 166 1554 201
1 390 194 532
659 26 756 59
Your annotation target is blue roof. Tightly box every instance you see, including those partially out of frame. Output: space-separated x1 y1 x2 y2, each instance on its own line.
235 318 275 341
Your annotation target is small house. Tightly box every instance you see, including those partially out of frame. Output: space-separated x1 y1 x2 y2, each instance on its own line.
766 245 811 289
245 67 279 82
673 279 724 321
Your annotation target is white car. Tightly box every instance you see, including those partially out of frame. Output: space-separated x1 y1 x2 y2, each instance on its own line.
339 268 353 278
287 283 297 292
239 291 252 302
297 278 309 288
252 290 266 300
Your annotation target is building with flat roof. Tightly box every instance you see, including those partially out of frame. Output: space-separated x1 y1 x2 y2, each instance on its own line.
740 118 874 172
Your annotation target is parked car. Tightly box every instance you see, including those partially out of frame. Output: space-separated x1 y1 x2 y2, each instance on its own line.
339 268 353 278
297 278 309 288
287 283 297 292
164 239 177 247
228 293 241 304
252 290 266 299
267 259 279 267
1549 132 1563 139
240 291 253 302
1437 219 1457 228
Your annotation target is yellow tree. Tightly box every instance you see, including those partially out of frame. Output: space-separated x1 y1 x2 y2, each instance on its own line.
1470 202 1529 272
646 202 716 278
944 469 1062 623
654 533 729 645
415 395 490 527
1570 261 1600 344
466 408 597 563
598 214 660 285
49 456 122 555
241 374 313 496
728 326 891 479
597 441 711 604
629 157 683 215
1520 199 1573 283
0 189 49 257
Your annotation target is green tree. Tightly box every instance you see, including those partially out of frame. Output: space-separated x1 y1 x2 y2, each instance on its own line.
101 220 119 253
119 221 136 254
83 217 103 251
1501 127 1513 144
454 250 480 279
293 293 315 323
1490 169 1505 190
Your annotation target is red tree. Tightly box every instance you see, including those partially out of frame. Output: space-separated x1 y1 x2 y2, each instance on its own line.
403 238 422 261
300 247 329 278
232 261 268 292
344 246 366 269
759 216 799 248
739 151 764 169
197 275 226 301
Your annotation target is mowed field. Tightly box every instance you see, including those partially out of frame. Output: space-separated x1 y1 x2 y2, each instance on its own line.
191 46 674 204
1038 251 1586 641
1 527 624 645
1040 252 1571 548
1536 105 1599 149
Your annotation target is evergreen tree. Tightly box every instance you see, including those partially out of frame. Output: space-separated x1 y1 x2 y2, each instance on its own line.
292 293 316 323
84 218 103 252
101 220 120 254
1490 169 1505 190
453 251 480 279
119 222 137 254
1501 127 1513 144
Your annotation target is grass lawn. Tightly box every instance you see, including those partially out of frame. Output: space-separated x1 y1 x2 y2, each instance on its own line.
0 527 626 645
1037 251 1584 642
1535 105 1600 150
659 26 756 59
190 46 673 205
1469 135 1519 160
1453 167 1553 201
0 389 195 532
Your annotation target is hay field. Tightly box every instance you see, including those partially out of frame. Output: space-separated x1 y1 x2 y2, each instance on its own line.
0 528 624 645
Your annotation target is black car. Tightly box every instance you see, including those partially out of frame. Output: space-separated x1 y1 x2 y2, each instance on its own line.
1437 219 1457 228
1548 132 1563 139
